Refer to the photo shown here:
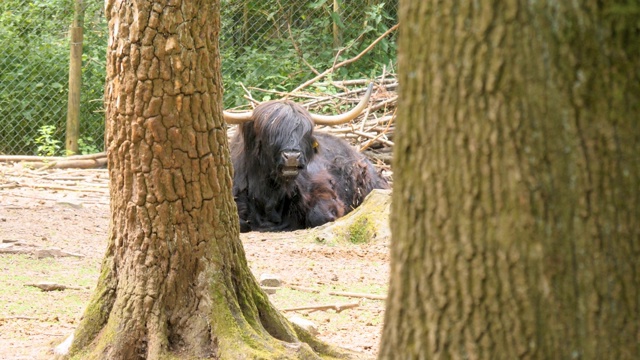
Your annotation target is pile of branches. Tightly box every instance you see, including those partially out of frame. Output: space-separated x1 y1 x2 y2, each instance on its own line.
228 74 398 176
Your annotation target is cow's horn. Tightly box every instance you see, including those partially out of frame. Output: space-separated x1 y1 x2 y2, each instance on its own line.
222 82 374 125
223 109 254 124
309 82 374 126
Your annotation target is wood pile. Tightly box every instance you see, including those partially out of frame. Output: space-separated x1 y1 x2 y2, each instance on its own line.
227 75 398 179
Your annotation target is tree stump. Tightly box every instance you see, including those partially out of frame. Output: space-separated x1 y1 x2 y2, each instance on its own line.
311 189 391 244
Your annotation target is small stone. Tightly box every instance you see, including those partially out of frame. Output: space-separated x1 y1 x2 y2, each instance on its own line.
288 316 318 336
56 200 83 209
259 273 282 287
261 286 278 295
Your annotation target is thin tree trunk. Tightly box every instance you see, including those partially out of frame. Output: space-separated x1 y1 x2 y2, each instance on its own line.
380 1 639 359
64 0 359 358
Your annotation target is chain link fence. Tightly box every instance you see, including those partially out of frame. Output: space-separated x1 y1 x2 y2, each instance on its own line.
0 0 397 156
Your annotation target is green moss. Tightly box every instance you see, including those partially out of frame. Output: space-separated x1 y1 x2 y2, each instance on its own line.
347 217 372 244
68 257 116 358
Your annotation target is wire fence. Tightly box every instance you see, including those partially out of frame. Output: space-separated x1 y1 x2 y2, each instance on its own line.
0 0 397 156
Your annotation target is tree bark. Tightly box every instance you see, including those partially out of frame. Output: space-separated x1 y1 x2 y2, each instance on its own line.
63 0 358 358
380 1 639 359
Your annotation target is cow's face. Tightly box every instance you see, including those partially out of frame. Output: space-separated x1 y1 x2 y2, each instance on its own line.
251 101 316 180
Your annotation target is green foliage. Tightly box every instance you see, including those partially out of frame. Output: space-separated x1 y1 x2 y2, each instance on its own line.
78 136 100 155
0 0 106 155
220 0 397 107
2 0 396 153
34 124 61 156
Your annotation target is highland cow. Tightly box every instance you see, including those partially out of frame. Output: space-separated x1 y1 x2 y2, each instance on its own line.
224 84 388 232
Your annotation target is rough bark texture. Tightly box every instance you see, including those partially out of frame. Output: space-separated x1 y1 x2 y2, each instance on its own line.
64 0 355 358
380 1 639 359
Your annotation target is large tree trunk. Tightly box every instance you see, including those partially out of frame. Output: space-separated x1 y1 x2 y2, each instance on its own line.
380 1 639 359
63 0 356 358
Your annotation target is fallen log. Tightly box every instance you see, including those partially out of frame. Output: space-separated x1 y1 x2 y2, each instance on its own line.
0 152 106 163
25 157 107 170
0 152 107 169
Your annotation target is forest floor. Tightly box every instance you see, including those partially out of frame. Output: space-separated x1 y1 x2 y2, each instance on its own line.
0 163 390 359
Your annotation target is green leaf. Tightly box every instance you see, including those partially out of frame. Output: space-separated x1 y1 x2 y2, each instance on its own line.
309 0 329 10
330 12 345 29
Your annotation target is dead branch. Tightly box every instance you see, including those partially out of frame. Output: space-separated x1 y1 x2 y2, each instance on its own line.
0 316 40 322
315 78 397 87
282 302 360 313
0 246 33 255
24 282 83 291
290 23 399 93
22 182 107 193
289 285 321 293
30 157 107 170
35 248 85 259
353 130 394 147
328 291 387 301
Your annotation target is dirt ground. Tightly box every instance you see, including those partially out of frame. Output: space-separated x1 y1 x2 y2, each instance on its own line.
0 163 390 359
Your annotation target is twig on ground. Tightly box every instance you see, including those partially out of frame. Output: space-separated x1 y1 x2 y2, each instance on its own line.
289 285 321 293
24 282 83 292
0 316 40 322
328 291 387 301
282 302 360 313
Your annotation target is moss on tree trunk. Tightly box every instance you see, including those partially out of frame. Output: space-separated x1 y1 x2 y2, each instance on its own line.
59 0 366 359
380 1 639 359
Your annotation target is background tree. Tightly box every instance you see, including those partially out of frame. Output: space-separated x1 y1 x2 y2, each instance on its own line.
63 0 356 358
380 1 639 359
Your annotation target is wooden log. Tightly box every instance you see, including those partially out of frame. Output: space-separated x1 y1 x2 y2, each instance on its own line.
22 157 107 170
0 152 106 163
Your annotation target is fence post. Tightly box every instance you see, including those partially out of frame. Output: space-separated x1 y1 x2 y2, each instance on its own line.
333 0 342 50
65 0 84 155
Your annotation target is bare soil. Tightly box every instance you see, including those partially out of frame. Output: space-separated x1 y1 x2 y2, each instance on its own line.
0 163 389 359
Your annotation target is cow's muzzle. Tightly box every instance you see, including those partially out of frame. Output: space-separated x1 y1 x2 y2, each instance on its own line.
280 150 304 177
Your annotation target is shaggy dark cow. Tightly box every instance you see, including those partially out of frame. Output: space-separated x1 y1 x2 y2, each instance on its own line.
225 84 389 232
